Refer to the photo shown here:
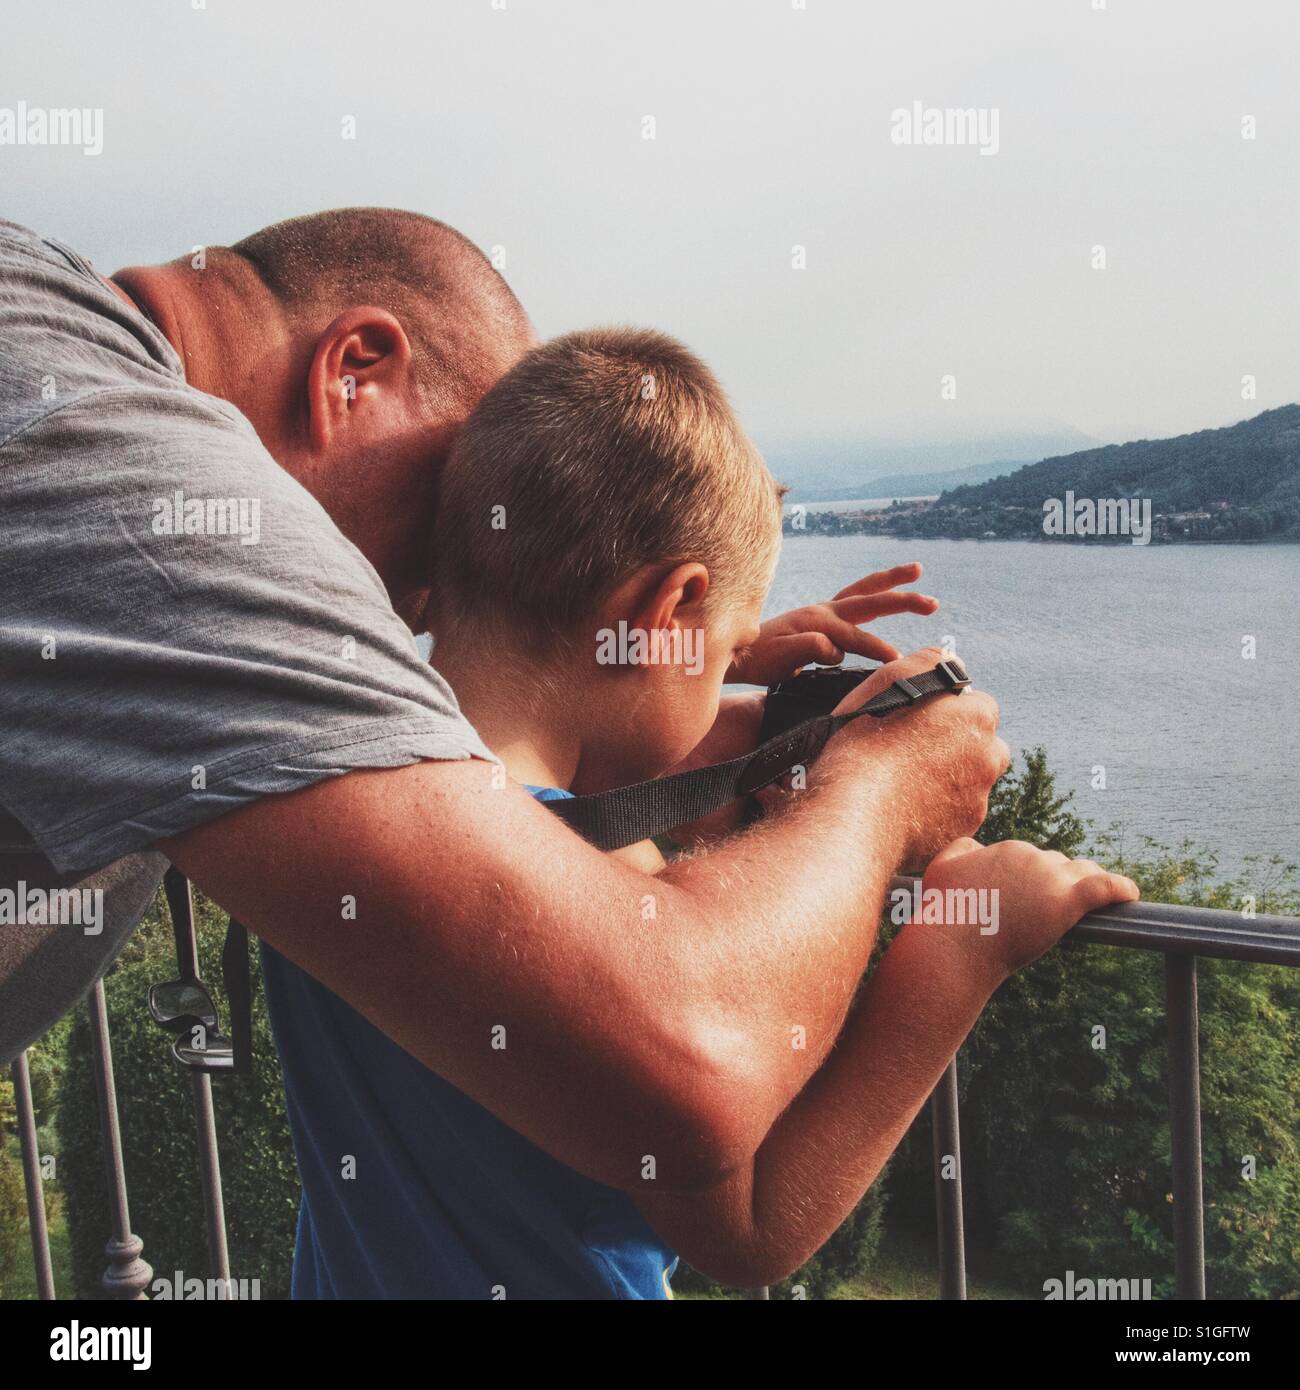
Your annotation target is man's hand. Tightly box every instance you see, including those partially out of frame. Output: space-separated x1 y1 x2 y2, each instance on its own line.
726 563 938 685
920 836 1141 991
815 644 1011 868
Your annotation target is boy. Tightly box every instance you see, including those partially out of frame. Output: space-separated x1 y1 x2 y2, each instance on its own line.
260 327 1139 1297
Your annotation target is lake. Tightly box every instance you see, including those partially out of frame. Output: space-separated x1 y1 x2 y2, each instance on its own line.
761 536 1300 881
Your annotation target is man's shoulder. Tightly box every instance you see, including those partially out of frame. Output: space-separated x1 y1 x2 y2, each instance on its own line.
7 376 368 590
0 218 66 265
0 370 490 877
0 219 184 449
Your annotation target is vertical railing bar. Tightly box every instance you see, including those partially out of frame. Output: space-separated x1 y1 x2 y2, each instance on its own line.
86 979 153 1300
931 1054 967 1300
1165 953 1207 1300
170 870 234 1289
189 1071 231 1290
11 1050 56 1299
743 1285 770 1300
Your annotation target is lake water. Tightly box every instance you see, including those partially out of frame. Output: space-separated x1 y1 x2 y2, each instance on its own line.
761 536 1300 879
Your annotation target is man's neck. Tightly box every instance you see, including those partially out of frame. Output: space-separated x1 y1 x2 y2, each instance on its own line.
111 264 215 396
108 258 428 620
110 257 298 437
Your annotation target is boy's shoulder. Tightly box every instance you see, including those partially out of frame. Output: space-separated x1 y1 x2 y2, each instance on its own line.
524 785 574 803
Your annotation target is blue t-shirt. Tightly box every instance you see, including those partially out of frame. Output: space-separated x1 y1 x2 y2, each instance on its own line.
260 785 678 1300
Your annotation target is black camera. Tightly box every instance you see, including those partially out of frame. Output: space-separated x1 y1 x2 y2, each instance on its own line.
758 664 880 744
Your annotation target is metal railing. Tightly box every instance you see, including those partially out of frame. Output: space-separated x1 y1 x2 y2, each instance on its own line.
9 883 1300 1301
749 883 1300 1300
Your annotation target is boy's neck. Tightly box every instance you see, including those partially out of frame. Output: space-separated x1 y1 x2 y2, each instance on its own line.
432 642 584 792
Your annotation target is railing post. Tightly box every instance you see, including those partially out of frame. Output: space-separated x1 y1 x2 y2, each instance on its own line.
166 870 233 1290
190 1071 232 1291
87 979 153 1299
11 1050 56 1299
931 1054 967 1300
1165 953 1207 1300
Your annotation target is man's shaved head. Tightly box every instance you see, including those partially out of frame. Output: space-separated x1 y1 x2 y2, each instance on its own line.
110 206 535 622
231 206 533 412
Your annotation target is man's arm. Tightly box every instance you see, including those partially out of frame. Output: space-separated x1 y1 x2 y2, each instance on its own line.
631 840 1141 1287
163 649 1008 1194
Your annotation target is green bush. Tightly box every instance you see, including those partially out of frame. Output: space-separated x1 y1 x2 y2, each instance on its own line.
948 750 1300 1299
0 1135 27 1291
1 1022 69 1298
957 910 1300 1298
55 887 299 1299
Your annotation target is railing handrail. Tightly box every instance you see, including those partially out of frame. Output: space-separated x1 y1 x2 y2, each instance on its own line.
1069 899 1300 965
888 874 1300 967
886 870 1300 1304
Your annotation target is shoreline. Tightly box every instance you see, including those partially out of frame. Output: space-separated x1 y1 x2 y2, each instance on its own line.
783 531 1295 547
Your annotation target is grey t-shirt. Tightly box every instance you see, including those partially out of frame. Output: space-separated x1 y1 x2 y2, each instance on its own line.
0 220 494 1060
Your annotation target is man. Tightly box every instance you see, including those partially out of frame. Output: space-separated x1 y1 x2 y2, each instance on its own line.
0 207 1009 1198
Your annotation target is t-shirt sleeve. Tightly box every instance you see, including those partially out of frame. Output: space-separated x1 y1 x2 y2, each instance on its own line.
0 385 496 874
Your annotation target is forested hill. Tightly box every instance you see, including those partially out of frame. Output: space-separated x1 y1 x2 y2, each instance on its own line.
794 406 1300 542
945 405 1300 510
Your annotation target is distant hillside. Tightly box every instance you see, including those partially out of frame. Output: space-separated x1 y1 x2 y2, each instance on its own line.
766 427 1099 500
843 458 1022 500
791 407 1300 543
943 406 1300 510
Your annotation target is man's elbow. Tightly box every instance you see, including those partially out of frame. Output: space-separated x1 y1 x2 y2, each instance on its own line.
625 1032 775 1192
683 1243 809 1293
636 1106 753 1193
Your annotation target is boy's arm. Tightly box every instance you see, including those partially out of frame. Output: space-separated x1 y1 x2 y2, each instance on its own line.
632 840 1140 1287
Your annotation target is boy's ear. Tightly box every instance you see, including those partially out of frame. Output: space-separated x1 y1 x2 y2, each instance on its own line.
629 562 711 635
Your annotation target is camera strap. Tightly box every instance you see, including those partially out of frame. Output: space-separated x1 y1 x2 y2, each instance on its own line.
546 657 971 851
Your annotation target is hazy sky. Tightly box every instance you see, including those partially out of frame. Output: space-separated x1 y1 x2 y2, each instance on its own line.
5 0 1299 451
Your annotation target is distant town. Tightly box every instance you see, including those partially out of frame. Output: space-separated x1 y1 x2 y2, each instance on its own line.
785 496 1260 544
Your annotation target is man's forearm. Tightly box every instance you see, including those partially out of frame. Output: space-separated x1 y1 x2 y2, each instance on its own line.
633 921 996 1287
657 732 914 1116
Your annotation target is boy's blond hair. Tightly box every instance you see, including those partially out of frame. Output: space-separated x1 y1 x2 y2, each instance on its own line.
431 327 785 654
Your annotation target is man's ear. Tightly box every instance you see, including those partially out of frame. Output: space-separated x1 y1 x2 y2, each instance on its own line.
627 562 711 637
305 307 413 452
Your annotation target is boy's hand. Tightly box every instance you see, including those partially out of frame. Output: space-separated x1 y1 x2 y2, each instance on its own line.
919 837 1141 991
726 563 938 685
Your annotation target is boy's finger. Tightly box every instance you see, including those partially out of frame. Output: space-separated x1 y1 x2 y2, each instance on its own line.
760 632 845 671
881 644 951 673
832 563 924 600
728 632 857 685
830 591 940 623
817 616 902 662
